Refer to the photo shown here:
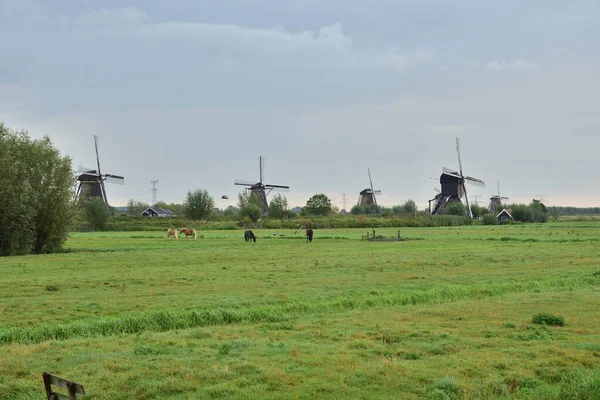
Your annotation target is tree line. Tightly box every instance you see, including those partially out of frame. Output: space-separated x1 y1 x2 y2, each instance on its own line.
0 123 556 256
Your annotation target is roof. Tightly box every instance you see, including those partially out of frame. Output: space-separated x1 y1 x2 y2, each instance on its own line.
142 207 174 216
496 208 513 218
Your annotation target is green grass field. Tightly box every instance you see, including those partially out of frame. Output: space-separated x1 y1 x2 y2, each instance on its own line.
1 223 599 399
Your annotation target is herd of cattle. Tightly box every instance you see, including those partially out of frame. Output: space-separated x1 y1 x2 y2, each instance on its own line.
166 228 314 242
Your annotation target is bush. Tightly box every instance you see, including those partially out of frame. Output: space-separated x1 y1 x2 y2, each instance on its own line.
532 312 565 327
482 214 498 225
83 197 110 229
445 202 466 216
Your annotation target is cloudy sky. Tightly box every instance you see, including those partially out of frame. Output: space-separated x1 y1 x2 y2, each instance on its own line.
1 0 599 210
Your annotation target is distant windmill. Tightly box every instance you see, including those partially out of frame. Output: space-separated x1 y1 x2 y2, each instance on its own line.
488 182 508 212
75 135 125 204
357 169 382 206
429 137 485 217
234 156 290 215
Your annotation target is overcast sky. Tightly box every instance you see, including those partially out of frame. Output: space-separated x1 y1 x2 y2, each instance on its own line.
2 0 599 210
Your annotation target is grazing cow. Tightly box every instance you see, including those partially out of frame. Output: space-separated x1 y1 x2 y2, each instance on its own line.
179 228 197 240
306 228 314 243
244 230 256 242
167 229 178 240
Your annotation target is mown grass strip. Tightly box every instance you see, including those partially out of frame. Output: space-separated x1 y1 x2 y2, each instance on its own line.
2 274 599 345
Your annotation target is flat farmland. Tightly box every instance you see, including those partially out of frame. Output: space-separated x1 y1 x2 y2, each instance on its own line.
1 223 599 399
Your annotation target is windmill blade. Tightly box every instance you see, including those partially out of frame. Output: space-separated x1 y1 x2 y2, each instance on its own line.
259 156 264 184
94 135 102 176
270 186 290 192
234 179 256 186
372 190 382 195
462 182 473 218
434 187 440 193
456 137 464 176
368 169 374 191
104 174 125 185
265 184 290 189
77 164 97 173
464 176 485 187
442 166 459 174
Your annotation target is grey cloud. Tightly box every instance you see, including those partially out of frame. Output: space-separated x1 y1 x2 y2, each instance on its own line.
486 59 540 71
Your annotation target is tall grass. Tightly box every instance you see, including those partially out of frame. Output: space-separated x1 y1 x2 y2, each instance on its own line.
2 273 598 345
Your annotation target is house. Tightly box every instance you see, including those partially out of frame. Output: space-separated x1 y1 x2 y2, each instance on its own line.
141 207 175 218
496 208 514 224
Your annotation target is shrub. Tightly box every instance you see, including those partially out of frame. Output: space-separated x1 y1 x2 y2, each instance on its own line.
445 202 466 216
532 312 565 327
482 214 498 225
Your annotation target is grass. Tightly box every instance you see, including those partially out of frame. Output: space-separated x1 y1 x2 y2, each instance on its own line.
1 223 600 398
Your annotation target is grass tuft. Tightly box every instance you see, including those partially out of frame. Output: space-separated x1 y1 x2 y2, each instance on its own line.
532 312 565 327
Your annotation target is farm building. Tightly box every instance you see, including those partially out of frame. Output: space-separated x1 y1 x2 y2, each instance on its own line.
496 208 514 224
141 207 175 218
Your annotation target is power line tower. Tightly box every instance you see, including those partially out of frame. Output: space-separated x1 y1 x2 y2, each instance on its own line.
471 194 482 206
150 180 159 205
341 193 349 211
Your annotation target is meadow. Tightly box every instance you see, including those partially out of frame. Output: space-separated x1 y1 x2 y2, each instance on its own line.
1 222 599 399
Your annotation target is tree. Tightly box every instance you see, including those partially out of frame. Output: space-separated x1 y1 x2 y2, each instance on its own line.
83 197 111 229
402 199 417 214
268 194 289 219
470 204 487 219
445 202 466 216
304 194 332 216
0 124 75 255
184 189 214 220
127 198 149 216
237 192 262 222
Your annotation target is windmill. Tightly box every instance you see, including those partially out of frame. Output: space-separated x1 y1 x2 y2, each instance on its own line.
429 137 485 217
488 181 508 213
357 169 382 206
234 156 289 215
75 135 125 204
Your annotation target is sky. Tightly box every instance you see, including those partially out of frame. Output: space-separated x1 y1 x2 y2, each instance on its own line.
1 0 599 210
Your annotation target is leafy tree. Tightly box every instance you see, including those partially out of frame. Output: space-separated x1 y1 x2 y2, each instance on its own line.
83 197 110 229
223 206 238 219
445 202 466 216
184 189 214 220
470 204 487 219
127 198 149 216
237 192 262 222
0 124 75 255
268 194 289 219
304 194 332 216
402 199 417 214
